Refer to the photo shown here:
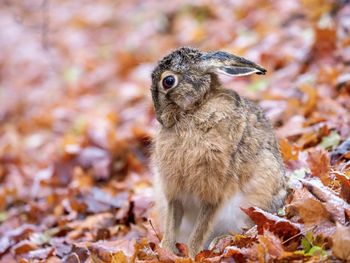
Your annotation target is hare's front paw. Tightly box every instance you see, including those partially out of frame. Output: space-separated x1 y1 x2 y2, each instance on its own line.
188 238 202 259
160 238 177 254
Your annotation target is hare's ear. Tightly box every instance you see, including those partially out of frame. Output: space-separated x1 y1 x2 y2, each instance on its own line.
199 51 267 76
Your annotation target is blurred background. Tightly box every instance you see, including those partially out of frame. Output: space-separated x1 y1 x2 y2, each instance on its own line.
0 0 350 261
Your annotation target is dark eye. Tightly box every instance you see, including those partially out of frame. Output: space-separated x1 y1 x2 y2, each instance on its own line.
162 75 176 90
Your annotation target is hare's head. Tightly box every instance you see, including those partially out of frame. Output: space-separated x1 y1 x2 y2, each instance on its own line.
151 47 266 125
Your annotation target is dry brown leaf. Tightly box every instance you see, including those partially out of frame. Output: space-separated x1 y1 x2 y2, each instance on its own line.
301 179 350 224
331 137 350 163
133 239 158 261
175 243 189 258
242 207 301 240
222 246 244 261
258 230 293 260
287 185 338 237
333 171 350 203
297 131 319 149
279 138 300 161
110 251 128 263
155 246 179 262
300 84 317 117
0 0 350 262
88 240 135 262
312 27 337 58
301 0 332 20
27 247 55 261
307 148 331 185
69 245 90 262
231 235 257 249
291 197 330 225
331 223 350 261
12 240 38 255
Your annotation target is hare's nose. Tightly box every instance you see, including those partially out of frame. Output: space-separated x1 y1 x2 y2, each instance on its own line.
165 88 177 100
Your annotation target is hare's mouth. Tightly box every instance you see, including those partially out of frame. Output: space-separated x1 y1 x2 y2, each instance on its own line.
179 95 195 110
171 94 196 111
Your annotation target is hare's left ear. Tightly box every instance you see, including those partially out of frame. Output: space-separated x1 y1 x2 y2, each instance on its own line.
199 51 267 76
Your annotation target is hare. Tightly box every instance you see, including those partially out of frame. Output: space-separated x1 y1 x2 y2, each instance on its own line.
150 47 287 257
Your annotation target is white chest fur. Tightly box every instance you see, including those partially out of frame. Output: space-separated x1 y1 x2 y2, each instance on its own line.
177 190 251 245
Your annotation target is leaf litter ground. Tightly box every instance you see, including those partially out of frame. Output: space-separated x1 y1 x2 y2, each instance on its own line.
0 0 350 262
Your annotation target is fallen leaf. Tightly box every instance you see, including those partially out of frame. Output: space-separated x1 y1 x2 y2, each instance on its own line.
176 243 189 257
301 179 350 224
88 239 135 261
242 207 301 240
319 131 340 150
300 84 317 117
331 223 350 261
301 0 332 20
0 1 350 262
231 235 257 249
297 131 319 149
331 137 350 163
195 250 219 262
12 240 38 255
307 148 331 185
0 237 12 256
155 246 179 262
27 247 55 261
333 171 350 203
77 147 112 181
279 138 300 161
258 230 293 260
291 196 330 225
311 26 337 59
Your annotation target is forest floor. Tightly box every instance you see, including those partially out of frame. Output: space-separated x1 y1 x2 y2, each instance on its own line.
0 0 350 262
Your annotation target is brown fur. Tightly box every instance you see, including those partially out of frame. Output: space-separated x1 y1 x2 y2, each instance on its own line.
151 47 287 257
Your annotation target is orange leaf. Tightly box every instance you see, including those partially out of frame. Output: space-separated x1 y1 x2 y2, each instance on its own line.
279 138 300 161
300 84 317 117
258 230 293 260
242 207 301 240
301 179 350 225
332 223 350 261
307 148 331 185
333 171 350 203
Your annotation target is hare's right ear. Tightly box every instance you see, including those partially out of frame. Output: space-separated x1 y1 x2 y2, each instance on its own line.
199 51 267 77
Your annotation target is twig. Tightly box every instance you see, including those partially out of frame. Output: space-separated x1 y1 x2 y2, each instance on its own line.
149 219 161 242
282 226 316 244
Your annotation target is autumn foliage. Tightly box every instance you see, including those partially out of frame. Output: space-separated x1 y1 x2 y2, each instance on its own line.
0 0 350 262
